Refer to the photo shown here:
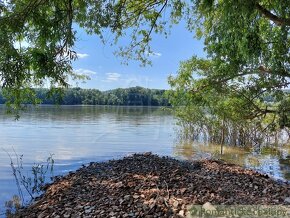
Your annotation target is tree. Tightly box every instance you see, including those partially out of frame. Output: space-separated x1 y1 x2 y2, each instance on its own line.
166 0 290 144
0 0 182 112
167 57 282 145
1 0 290 130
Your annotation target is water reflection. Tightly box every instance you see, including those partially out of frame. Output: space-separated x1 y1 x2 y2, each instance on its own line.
0 105 174 215
174 141 290 181
0 105 289 215
0 105 171 121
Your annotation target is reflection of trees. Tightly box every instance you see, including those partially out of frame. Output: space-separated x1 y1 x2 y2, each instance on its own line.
259 146 284 156
245 156 261 168
173 139 251 161
279 158 290 181
173 140 290 181
174 142 197 160
0 105 172 123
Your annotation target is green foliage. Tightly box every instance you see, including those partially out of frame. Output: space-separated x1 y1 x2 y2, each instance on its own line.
167 56 289 145
0 0 85 111
166 0 290 145
0 0 186 110
1 0 290 135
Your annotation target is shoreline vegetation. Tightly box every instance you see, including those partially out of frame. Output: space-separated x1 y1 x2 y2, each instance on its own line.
16 153 290 217
0 87 170 107
1 1 290 217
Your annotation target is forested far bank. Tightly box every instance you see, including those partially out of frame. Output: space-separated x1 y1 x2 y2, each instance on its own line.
0 87 170 106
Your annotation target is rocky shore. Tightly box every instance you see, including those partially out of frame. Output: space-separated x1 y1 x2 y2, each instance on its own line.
17 153 290 217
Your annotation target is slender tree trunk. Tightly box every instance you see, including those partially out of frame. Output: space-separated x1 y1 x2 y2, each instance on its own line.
220 115 225 155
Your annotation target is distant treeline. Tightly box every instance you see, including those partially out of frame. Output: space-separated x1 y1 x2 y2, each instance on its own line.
0 87 170 106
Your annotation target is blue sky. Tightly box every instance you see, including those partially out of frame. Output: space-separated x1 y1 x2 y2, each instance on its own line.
71 22 205 91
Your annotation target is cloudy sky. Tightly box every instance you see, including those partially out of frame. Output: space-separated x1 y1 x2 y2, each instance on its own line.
71 22 205 91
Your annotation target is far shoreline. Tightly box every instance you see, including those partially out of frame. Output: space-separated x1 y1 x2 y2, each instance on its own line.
0 104 172 108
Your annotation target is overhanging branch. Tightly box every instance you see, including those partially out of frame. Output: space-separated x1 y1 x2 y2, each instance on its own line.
255 3 290 26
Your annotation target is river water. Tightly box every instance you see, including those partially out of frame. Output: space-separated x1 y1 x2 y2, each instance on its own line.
0 105 289 215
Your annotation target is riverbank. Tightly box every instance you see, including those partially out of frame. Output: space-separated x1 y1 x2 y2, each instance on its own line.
17 153 290 217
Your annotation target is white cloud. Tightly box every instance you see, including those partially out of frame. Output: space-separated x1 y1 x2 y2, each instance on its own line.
104 72 121 82
74 68 97 76
150 52 162 57
145 50 162 58
77 53 89 59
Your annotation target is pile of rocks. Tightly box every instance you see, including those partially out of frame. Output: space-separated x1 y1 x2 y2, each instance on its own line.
17 153 290 217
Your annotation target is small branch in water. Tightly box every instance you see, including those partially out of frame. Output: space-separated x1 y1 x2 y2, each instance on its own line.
2 148 25 204
2 147 55 207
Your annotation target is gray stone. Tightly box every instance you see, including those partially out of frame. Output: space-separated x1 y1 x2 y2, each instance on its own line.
284 197 290 203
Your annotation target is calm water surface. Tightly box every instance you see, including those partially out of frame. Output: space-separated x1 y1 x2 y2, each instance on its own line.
0 105 289 215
